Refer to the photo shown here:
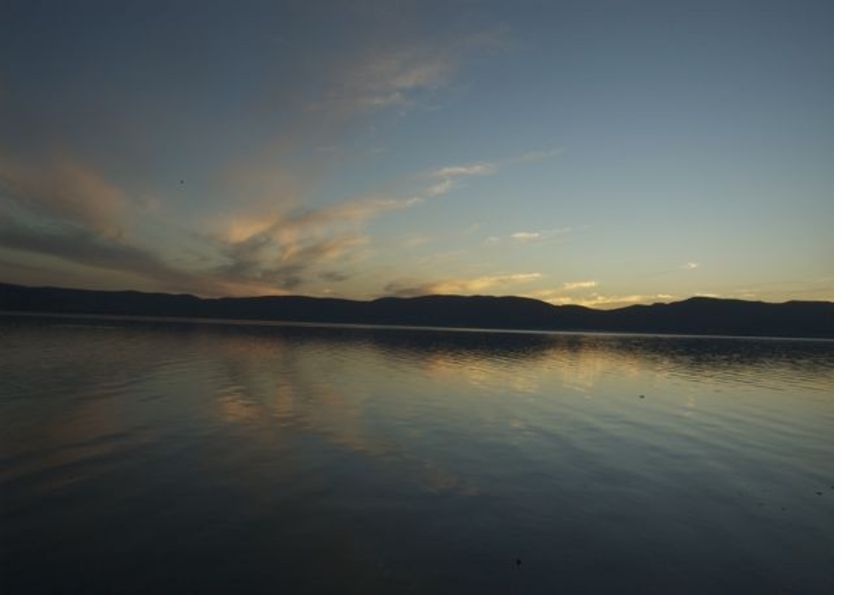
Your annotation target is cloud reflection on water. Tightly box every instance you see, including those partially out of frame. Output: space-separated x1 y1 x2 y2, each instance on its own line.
0 315 833 594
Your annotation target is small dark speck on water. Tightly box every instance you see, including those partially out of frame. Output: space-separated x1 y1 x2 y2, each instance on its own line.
816 491 823 496
639 395 645 399
515 558 522 568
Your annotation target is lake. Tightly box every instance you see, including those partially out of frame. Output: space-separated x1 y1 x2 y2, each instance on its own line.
0 315 833 594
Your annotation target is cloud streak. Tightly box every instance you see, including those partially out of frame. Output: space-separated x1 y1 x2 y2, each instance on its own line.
525 287 676 308
384 272 543 297
510 231 541 242
311 27 506 119
0 155 127 237
425 161 496 197
423 147 560 200
487 227 568 244
206 194 421 293
0 217 223 295
0 155 225 293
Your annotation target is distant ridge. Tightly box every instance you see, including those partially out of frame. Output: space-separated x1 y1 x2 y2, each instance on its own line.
0 282 832 339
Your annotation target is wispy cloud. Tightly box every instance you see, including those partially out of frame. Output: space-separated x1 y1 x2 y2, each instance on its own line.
384 272 543 297
425 161 496 197
0 154 227 294
207 194 419 293
0 214 222 296
581 293 676 308
433 163 496 178
321 49 456 113
217 229 369 288
0 11 559 300
0 19 553 301
0 151 423 296
205 144 544 294
0 142 565 299
0 155 127 237
214 149 543 293
576 293 675 308
563 280 598 290
526 281 598 303
510 231 541 242
312 28 506 119
525 284 674 308
424 148 560 199
487 228 569 244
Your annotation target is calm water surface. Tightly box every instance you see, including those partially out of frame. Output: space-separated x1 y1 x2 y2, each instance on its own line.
0 315 833 594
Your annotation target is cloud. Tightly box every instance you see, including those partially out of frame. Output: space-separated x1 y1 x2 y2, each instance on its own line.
563 280 598 290
487 228 569 244
319 270 351 283
384 272 543 297
422 147 560 200
425 161 496 197
210 180 460 293
510 231 541 242
682 262 700 270
0 155 228 294
2 138 504 297
206 193 423 293
0 152 415 296
524 285 674 308
0 141 565 299
575 293 676 309
311 27 505 118
0 155 127 237
311 45 460 117
0 218 224 295
577 293 676 309
221 196 415 249
433 163 496 178
350 51 454 109
0 12 518 299
216 230 370 290
525 281 598 303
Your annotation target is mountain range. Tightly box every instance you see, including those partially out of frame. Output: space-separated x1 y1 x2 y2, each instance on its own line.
0 282 832 339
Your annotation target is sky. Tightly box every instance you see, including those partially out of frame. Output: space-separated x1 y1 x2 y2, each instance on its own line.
0 0 832 308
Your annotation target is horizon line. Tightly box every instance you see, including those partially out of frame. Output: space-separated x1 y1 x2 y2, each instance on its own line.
0 280 833 312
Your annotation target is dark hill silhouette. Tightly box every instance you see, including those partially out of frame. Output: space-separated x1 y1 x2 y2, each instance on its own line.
0 282 832 338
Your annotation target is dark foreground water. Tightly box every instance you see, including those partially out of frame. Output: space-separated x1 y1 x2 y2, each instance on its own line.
0 315 833 594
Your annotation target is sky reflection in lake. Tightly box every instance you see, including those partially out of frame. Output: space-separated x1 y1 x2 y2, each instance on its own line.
0 316 832 594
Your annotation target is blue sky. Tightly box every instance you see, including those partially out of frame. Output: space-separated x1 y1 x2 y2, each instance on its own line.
0 0 832 307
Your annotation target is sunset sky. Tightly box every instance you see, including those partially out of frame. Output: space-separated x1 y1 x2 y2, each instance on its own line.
0 0 832 308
